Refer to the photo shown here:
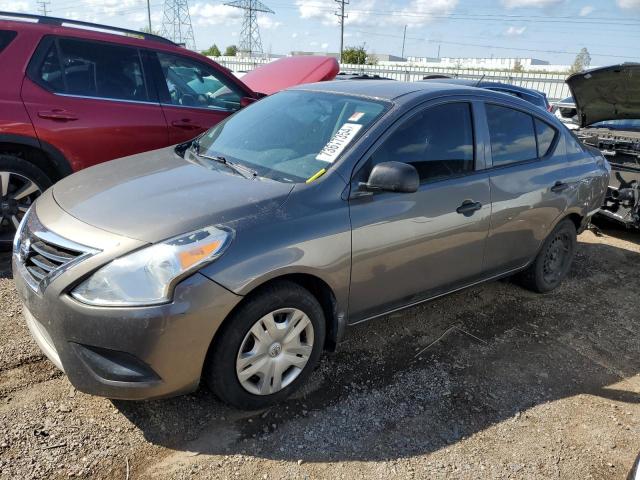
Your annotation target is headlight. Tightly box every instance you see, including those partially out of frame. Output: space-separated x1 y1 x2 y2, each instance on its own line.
71 226 232 307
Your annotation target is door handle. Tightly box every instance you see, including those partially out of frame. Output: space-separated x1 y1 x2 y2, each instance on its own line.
456 200 482 216
171 119 201 130
550 181 570 193
37 109 78 121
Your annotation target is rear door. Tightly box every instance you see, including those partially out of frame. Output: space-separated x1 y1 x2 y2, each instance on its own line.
148 51 251 144
348 99 492 322
482 102 573 274
21 36 168 171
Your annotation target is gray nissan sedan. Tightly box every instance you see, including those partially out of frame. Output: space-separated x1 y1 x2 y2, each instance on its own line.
12 81 610 409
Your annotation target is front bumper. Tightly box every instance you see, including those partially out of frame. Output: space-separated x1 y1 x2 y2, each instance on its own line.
13 192 242 400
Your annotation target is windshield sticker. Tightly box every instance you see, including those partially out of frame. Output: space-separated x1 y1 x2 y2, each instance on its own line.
316 123 363 163
348 112 365 122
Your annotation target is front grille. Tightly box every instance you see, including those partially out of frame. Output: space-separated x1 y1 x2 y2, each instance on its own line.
24 239 82 283
15 209 97 292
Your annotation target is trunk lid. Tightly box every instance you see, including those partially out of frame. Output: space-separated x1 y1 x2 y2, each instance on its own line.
567 63 640 127
240 56 339 95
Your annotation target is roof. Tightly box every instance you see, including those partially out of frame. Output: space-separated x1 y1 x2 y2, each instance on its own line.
422 78 546 97
292 79 480 102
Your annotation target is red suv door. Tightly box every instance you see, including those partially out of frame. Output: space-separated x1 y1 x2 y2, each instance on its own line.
21 36 169 171
149 50 252 144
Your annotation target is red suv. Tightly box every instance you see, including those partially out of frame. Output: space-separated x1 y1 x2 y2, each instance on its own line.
0 12 338 246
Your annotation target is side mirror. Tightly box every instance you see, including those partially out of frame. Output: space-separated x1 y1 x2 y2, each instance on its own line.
360 161 419 193
240 96 257 108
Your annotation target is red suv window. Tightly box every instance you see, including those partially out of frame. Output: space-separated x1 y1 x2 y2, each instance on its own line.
0 30 17 53
30 37 151 103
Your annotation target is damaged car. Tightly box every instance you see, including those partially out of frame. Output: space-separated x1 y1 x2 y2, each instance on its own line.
567 63 640 228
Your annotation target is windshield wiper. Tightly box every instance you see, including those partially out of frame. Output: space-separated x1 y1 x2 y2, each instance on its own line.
191 142 258 179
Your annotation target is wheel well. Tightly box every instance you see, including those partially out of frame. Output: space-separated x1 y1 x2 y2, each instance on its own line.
224 274 340 351
565 213 583 233
0 142 67 182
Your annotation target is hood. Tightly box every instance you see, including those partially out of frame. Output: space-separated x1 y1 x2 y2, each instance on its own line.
240 56 339 95
567 63 640 127
52 147 293 244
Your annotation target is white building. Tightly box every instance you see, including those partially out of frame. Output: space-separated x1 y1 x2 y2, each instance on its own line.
406 56 561 71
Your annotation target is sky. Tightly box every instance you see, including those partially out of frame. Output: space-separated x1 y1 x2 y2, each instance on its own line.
1 0 639 65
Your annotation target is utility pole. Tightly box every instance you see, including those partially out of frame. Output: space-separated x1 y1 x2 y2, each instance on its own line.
37 0 50 16
401 24 407 59
147 0 152 32
335 0 348 63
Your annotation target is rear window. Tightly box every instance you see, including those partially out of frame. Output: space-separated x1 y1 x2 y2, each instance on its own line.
486 104 537 166
0 30 17 54
34 38 149 102
534 119 557 157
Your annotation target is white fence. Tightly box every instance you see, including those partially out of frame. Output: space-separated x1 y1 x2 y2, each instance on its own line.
214 56 571 101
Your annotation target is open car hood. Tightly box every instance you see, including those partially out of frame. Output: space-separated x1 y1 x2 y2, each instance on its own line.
567 63 640 127
241 56 339 95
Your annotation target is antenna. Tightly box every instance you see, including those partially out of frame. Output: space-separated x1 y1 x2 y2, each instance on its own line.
160 0 196 50
224 0 274 57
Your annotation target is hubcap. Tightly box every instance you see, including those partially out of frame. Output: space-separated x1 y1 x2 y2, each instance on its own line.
236 307 314 396
543 233 570 284
0 171 41 244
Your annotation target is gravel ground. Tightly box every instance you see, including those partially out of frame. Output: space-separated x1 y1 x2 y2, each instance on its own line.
1 223 639 480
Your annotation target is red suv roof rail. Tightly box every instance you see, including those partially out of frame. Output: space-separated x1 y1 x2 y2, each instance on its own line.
0 11 177 46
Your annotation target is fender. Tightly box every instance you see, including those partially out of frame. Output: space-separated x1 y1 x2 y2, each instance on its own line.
0 133 73 180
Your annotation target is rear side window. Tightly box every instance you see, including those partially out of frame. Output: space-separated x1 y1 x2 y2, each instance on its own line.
486 104 537 166
370 102 475 183
535 119 557 157
0 30 17 54
35 38 149 102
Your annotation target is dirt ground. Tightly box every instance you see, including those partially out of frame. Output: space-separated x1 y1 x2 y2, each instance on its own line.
1 222 639 480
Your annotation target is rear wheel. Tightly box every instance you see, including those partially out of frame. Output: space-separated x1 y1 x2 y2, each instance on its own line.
0 155 51 249
204 281 325 410
519 219 577 293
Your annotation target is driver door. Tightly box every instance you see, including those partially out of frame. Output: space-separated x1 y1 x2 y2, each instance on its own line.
151 51 249 144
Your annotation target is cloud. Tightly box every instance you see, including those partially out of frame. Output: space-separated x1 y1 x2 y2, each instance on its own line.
190 3 243 26
257 16 282 29
295 0 458 28
321 42 329 49
617 0 640 8
0 1 28 11
502 0 564 8
505 25 526 36
291 32 298 38
579 5 594 15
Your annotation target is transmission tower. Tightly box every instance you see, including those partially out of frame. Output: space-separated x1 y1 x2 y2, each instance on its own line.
224 0 274 57
160 0 196 50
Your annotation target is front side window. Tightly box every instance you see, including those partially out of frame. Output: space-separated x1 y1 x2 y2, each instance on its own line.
157 52 243 111
486 104 537 166
196 90 387 183
36 38 148 102
370 102 475 183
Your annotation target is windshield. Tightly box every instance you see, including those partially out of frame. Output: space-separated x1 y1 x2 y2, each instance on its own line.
591 119 640 131
196 90 387 183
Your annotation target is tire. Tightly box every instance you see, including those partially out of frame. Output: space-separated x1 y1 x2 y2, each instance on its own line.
518 219 577 293
204 281 326 410
0 155 52 249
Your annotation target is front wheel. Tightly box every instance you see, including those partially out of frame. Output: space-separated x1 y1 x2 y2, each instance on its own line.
519 218 577 293
0 155 52 249
204 281 325 410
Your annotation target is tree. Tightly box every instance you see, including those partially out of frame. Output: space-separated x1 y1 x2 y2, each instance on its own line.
341 45 368 64
202 44 221 57
224 45 238 56
513 59 524 73
139 26 161 36
570 48 591 74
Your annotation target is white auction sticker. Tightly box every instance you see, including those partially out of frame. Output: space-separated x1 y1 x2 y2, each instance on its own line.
316 123 363 163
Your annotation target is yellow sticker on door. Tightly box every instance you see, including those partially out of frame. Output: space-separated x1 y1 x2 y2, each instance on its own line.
316 123 363 163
